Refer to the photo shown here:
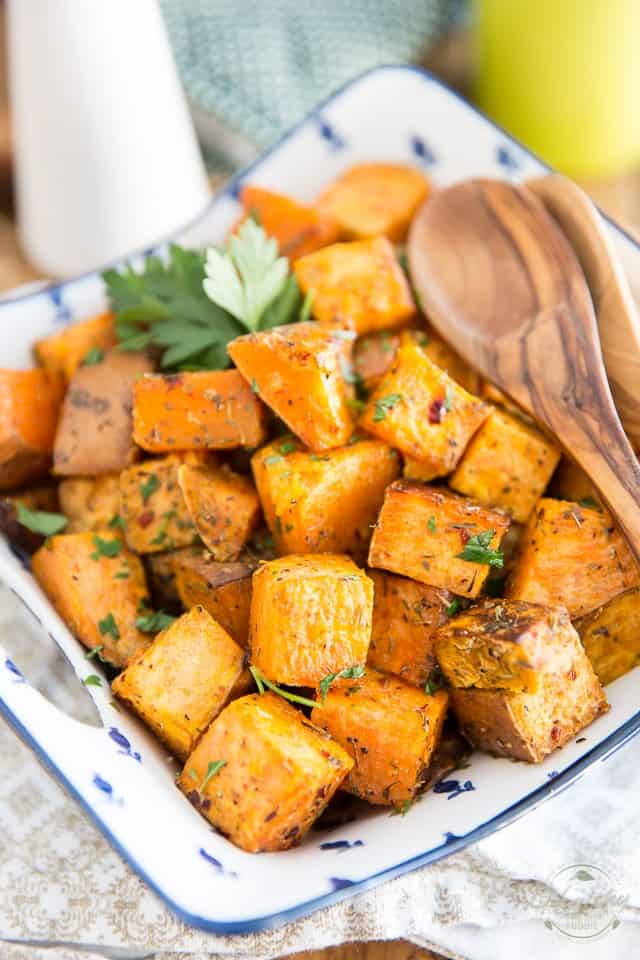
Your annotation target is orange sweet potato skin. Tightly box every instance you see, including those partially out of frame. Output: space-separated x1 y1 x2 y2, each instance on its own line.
251 436 400 562
177 692 353 852
316 163 430 241
249 554 373 686
238 185 341 259
506 498 640 618
311 668 449 806
113 605 245 761
576 587 640 685
0 369 65 490
367 569 450 688
58 474 121 533
178 462 261 561
34 312 115 381
31 531 149 667
369 481 510 597
132 370 267 453
228 322 354 452
53 349 152 476
361 341 489 479
174 552 258 646
293 236 415 333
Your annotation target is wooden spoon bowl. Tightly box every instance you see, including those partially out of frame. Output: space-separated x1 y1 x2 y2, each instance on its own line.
408 178 640 561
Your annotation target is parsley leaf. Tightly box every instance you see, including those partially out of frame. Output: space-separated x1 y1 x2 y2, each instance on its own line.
319 664 366 702
373 393 402 422
108 513 126 529
16 504 67 537
249 665 318 709
82 674 103 687
456 529 504 567
425 665 445 696
427 515 437 534
81 347 104 366
136 609 176 633
98 612 119 640
279 439 298 455
91 535 122 560
200 760 227 791
139 473 160 503
446 598 463 618
84 644 104 661
578 495 601 511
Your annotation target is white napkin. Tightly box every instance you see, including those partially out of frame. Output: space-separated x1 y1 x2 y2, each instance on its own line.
1 580 639 960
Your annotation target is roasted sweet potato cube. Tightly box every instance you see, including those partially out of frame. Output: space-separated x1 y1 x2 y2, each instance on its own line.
228 322 354 451
549 456 599 505
449 408 561 523
293 237 415 334
0 483 59 552
369 481 510 597
506 498 639 618
132 370 267 453
58 474 121 533
112 606 245 761
120 454 202 554
174 551 258 646
367 570 451 688
436 598 574 694
34 312 116 381
353 328 479 395
177 692 353 852
449 611 608 762
177 462 261 561
54 349 152 476
0 368 65 490
144 547 196 612
361 341 489 479
250 555 373 686
251 436 399 562
575 587 640 685
237 185 341 260
31 531 149 667
316 163 430 241
311 667 448 806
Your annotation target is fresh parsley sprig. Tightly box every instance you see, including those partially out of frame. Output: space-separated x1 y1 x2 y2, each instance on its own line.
16 504 68 537
249 665 318 710
136 609 176 634
456 529 504 567
318 664 366 702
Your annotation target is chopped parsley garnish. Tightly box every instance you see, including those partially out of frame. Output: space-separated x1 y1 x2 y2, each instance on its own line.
318 664 366 703
346 397 366 414
279 440 298 455
16 504 68 537
425 666 445 696
108 513 126 529
373 393 402 422
82 674 103 687
84 644 104 661
249 665 318 709
150 510 176 545
578 496 601 511
91 535 122 560
446 598 463 618
427 515 437 534
198 760 227 791
81 347 104 366
456 529 504 567
139 474 160 503
250 378 260 394
98 612 119 640
113 569 130 580
390 798 414 816
443 384 454 412
264 454 284 465
135 609 176 633
310 454 330 462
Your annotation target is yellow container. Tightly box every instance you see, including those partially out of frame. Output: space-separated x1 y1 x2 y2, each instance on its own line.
473 0 640 178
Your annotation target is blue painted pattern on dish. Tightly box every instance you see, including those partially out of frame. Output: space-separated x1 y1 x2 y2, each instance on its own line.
410 134 437 166
315 115 346 151
319 839 365 852
5 657 24 682
108 727 142 762
199 847 238 879
48 285 73 324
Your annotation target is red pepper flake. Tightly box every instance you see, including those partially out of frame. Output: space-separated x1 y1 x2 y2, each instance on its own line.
568 669 577 681
138 510 155 528
459 528 471 545
428 397 445 424
550 724 561 741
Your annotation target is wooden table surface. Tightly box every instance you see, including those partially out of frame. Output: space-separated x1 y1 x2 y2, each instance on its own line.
0 13 638 960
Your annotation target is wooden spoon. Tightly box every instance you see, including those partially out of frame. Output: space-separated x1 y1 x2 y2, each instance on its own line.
527 173 640 449
407 178 640 561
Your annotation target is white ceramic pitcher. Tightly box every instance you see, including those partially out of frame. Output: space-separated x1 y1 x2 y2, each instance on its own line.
7 0 210 277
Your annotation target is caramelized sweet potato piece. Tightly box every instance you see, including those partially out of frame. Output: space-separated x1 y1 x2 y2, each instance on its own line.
549 456 599 505
238 185 340 259
293 237 415 333
449 408 561 523
0 368 65 489
119 454 203 554
311 667 448 807
34 312 115 381
448 606 608 762
58 474 121 533
177 692 353 852
174 551 258 646
316 163 430 241
367 569 450 688
113 606 245 761
31 531 149 667
177 462 261 561
53 349 152 476
506 498 639 618
435 598 575 695
361 341 489 480
228 321 354 451
251 436 399 562
132 370 267 453
575 587 640 685
369 481 510 597
250 554 373 686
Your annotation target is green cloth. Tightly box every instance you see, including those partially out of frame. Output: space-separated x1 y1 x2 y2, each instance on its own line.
160 0 458 168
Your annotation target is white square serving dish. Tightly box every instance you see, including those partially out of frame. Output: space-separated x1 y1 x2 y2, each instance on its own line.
1 65 640 934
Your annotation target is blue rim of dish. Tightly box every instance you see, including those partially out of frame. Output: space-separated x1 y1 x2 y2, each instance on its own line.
2 64 640 935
